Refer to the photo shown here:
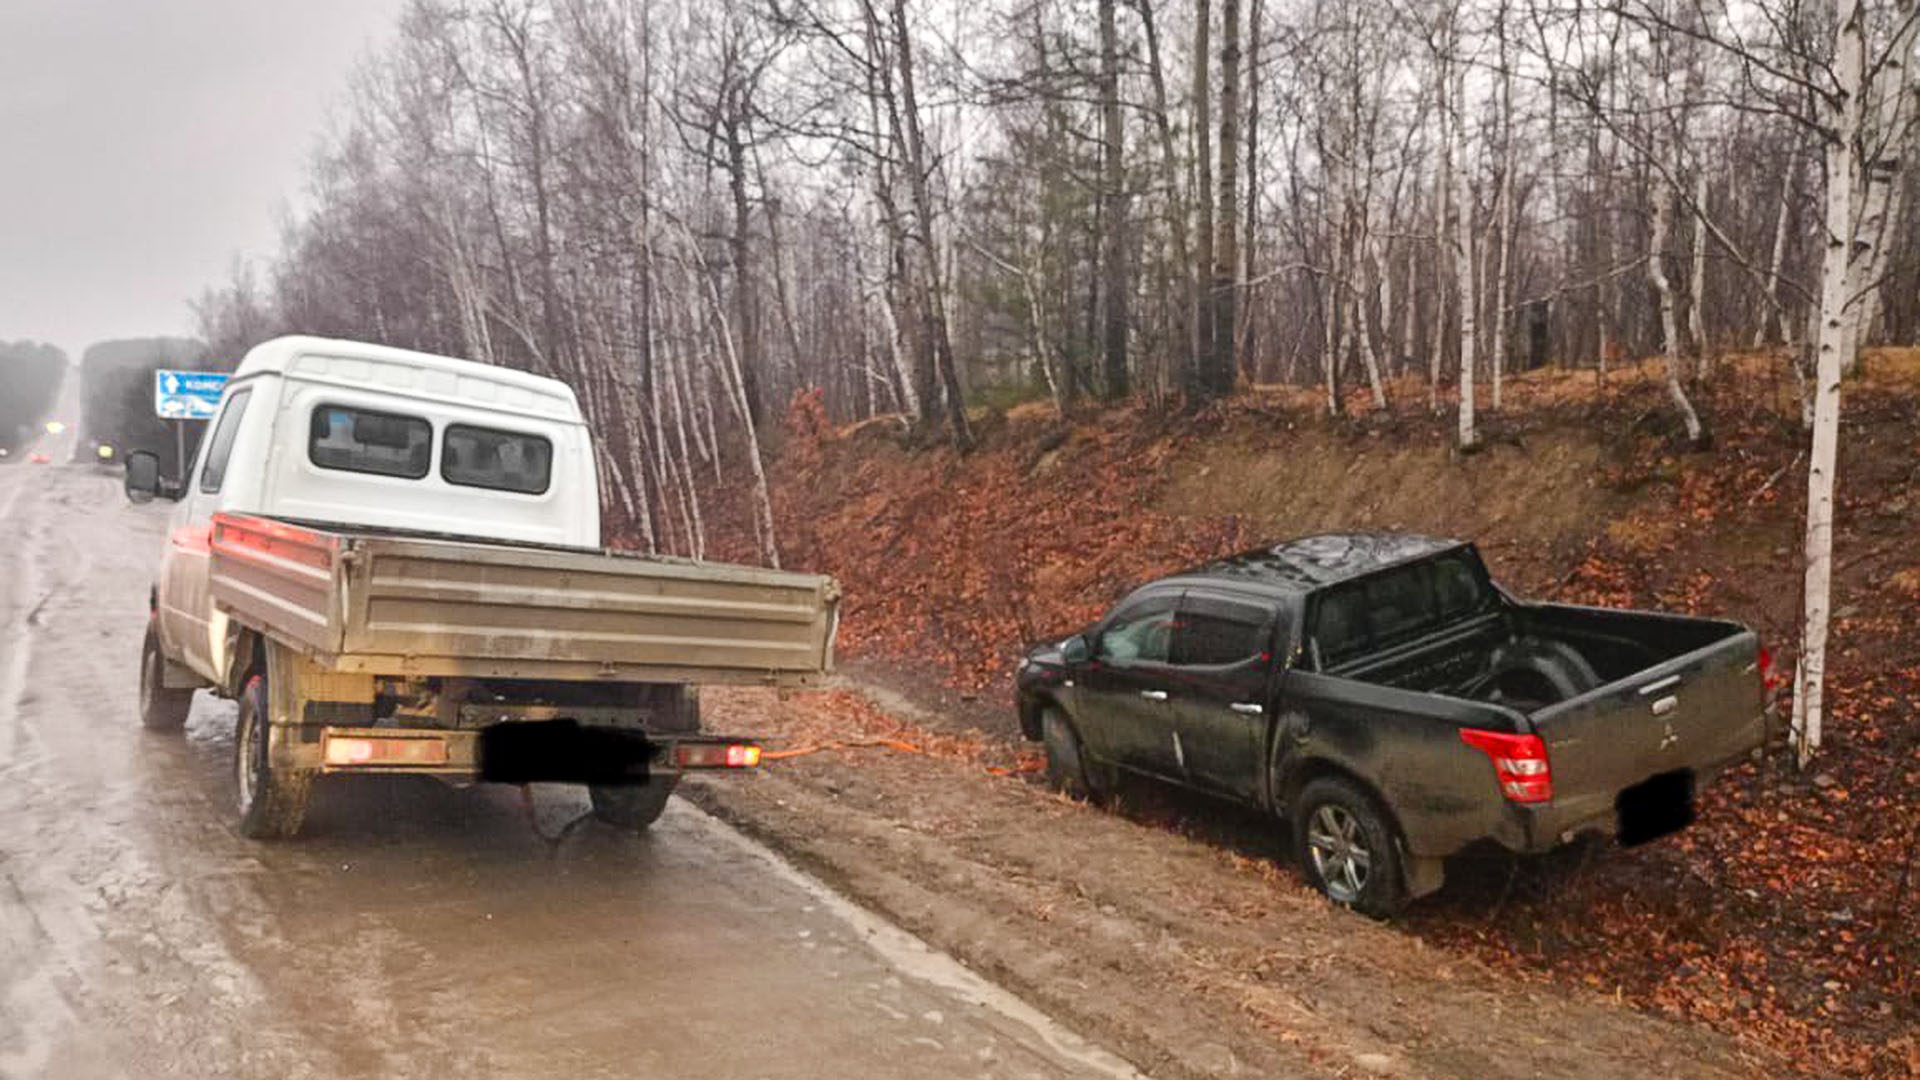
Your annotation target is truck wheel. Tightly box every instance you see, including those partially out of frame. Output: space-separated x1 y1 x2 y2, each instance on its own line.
235 672 313 839
1292 776 1408 918
1042 710 1109 801
589 779 678 832
139 624 194 732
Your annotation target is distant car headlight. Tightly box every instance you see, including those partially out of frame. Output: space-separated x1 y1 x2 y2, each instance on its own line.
96 445 115 460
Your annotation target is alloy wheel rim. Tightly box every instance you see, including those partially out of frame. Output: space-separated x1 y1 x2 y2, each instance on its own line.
1306 803 1371 903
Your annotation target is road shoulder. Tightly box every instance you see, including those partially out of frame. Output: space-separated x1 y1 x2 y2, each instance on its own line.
687 685 1775 1080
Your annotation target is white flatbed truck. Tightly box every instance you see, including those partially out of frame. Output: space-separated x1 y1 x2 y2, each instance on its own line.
128 336 838 837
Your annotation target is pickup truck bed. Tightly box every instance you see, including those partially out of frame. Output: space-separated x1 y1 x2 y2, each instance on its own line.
209 512 840 684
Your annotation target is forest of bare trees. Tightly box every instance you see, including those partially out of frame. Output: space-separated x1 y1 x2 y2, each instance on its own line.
194 0 1920 764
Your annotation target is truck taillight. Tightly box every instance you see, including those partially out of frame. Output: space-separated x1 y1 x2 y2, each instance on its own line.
1459 728 1552 804
323 734 449 767
1758 644 1784 695
673 742 762 769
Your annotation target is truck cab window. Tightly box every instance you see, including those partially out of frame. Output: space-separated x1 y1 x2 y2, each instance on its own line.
442 424 552 495
1097 594 1177 664
1364 565 1439 645
1431 552 1488 620
197 387 253 494
1312 550 1497 668
1172 595 1273 667
308 405 431 479
1313 584 1369 668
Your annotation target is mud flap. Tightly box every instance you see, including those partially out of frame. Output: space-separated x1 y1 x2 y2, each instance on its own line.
478 720 654 785
1402 851 1446 900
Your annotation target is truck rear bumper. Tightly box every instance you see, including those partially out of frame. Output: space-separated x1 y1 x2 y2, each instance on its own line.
1488 743 1757 855
272 722 761 784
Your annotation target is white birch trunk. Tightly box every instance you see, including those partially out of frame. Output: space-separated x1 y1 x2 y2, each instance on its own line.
1354 222 1388 409
1649 183 1706 444
681 230 781 569
1756 172 1793 348
1795 0 1870 766
1452 66 1477 448
1430 45 1450 414
1322 276 1339 414
659 321 706 560
1840 1 1918 375
1689 171 1710 366
1490 27 1514 411
1490 157 1513 410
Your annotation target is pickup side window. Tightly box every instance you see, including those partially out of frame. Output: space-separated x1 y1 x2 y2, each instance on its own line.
442 424 553 495
197 387 253 494
1172 594 1274 666
1097 592 1178 664
309 405 432 479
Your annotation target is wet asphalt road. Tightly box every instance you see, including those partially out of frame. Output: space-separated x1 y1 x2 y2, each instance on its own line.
0 423 1139 1079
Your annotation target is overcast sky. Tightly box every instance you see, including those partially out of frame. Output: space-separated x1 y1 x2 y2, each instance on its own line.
0 0 406 362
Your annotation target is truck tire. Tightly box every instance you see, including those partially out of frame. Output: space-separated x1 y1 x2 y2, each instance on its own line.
589 779 678 832
1292 776 1408 918
235 672 313 839
140 624 194 732
1042 710 1110 801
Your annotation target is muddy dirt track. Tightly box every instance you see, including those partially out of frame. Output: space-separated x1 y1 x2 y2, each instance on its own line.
0 459 1143 1079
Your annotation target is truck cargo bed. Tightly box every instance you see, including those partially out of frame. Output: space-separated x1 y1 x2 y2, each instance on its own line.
209 512 838 684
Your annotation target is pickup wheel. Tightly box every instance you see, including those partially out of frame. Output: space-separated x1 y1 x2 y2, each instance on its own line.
1042 710 1110 801
589 779 678 832
235 672 313 839
139 624 194 732
1292 777 1408 918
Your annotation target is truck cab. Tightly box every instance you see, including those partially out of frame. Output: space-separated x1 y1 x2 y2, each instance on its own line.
146 336 598 691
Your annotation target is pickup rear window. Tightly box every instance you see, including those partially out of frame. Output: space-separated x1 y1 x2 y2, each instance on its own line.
442 424 552 495
1312 551 1494 668
309 405 432 479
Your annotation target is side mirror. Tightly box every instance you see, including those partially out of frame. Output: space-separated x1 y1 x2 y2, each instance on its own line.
125 451 163 503
1062 634 1092 665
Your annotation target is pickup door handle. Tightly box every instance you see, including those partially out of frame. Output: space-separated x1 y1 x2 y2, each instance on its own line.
1229 702 1263 715
1139 690 1168 701
1638 675 1683 696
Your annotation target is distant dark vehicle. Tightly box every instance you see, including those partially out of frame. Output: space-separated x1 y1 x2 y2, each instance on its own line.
1015 533 1773 916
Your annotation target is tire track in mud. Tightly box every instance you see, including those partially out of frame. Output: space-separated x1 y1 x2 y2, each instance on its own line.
0 469 360 1079
0 470 101 1078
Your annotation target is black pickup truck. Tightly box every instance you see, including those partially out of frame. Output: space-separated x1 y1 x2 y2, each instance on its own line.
1015 533 1773 916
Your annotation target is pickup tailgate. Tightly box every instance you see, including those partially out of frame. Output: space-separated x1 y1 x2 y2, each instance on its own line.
209 512 839 684
1529 627 1766 834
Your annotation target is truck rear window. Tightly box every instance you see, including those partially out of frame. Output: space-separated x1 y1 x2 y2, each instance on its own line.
1312 551 1495 668
309 405 432 479
441 424 552 495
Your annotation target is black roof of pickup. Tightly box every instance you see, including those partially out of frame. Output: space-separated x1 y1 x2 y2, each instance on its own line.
1172 532 1463 593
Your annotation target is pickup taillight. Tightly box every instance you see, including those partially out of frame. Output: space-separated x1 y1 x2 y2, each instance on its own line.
1459 728 1553 803
1758 644 1786 696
